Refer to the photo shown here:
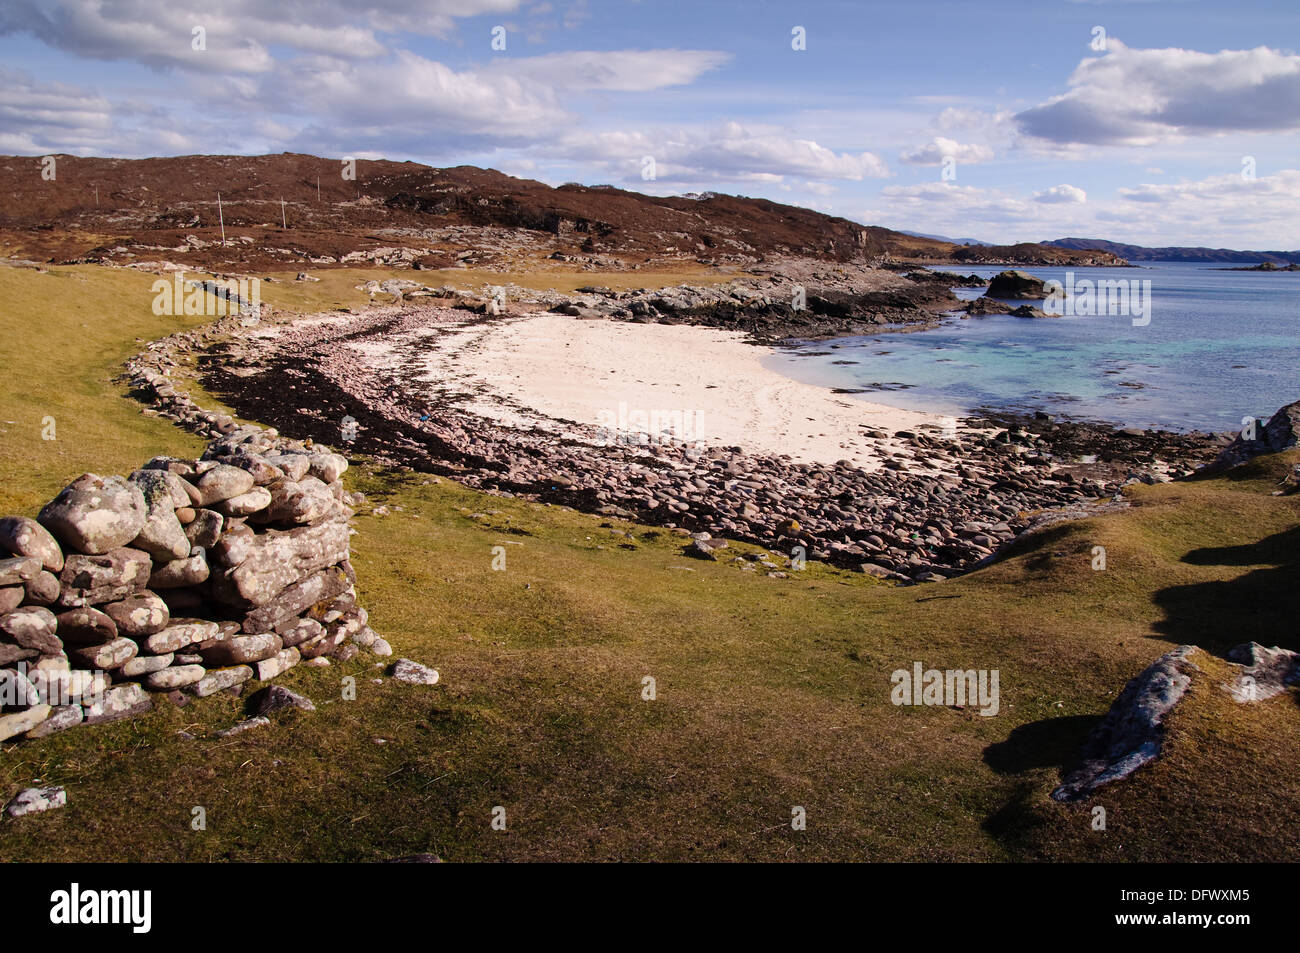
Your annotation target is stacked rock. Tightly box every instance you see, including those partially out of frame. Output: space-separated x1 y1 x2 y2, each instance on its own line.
0 426 388 743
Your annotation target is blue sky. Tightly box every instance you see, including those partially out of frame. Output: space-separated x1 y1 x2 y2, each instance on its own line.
2 0 1298 247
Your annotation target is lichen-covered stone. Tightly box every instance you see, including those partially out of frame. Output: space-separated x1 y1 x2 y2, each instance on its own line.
0 516 64 572
83 683 151 725
101 590 170 638
38 474 147 555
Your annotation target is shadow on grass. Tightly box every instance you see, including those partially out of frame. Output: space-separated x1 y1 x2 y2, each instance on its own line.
1151 525 1300 657
980 716 1100 854
983 715 1099 775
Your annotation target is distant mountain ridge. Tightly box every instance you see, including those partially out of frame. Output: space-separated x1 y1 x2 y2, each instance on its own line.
895 229 992 247
1046 237 1300 265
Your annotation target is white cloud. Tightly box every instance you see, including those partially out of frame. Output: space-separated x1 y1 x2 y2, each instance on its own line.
0 0 524 72
865 170 1300 248
1016 39 1300 146
1033 184 1087 204
556 122 891 186
900 136 994 166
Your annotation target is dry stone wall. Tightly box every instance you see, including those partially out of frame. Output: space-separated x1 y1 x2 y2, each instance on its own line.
0 313 391 743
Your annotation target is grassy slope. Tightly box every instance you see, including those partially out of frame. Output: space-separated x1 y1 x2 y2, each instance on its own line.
0 263 1296 862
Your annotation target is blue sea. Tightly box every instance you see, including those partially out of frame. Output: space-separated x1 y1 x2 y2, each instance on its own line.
764 261 1300 433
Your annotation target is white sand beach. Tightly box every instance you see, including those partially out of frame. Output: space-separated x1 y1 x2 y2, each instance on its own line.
400 312 953 470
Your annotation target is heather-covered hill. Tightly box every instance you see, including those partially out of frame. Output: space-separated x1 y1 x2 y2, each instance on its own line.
0 153 1126 270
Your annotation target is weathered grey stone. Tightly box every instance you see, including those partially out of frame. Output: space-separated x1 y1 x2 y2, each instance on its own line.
188 665 253 698
254 646 300 680
240 565 350 632
215 522 350 607
388 659 439 685
22 571 59 606
70 637 138 671
0 516 64 572
200 632 282 666
38 474 147 555
0 556 41 587
248 683 316 715
143 619 218 655
307 452 348 483
83 683 151 725
184 509 224 549
141 456 197 479
195 464 255 506
217 453 284 486
258 477 336 526
25 705 83 739
1052 646 1200 802
0 606 61 655
148 549 209 589
119 652 174 677
277 617 323 647
57 547 152 607
214 715 270 738
128 470 190 561
0 667 43 708
210 521 255 567
1225 641 1300 701
3 785 66 817
0 704 51 741
215 486 272 517
39 668 109 705
0 644 37 665
53 606 118 646
0 586 22 614
370 637 393 657
263 452 310 481
143 664 206 691
101 591 170 638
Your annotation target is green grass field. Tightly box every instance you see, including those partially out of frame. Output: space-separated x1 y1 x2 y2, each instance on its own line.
1 262 1297 861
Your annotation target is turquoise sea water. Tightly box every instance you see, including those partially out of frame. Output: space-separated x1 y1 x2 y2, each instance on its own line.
764 261 1300 432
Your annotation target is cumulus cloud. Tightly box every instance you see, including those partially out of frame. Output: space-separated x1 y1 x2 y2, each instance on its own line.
1034 184 1087 204
900 137 994 166
555 122 891 186
1016 39 1300 146
865 170 1300 248
0 0 523 71
271 51 572 155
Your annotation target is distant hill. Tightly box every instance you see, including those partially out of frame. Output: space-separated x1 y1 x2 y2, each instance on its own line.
0 152 1125 269
896 229 992 247
1046 237 1300 265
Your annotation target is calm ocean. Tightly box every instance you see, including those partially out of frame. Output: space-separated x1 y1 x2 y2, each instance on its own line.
764 261 1300 433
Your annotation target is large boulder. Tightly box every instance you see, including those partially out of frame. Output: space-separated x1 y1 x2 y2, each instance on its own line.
194 465 255 506
57 547 152 608
213 522 350 607
0 516 64 572
38 474 147 555
1051 646 1200 802
55 606 119 646
83 683 152 725
128 470 191 561
985 270 1046 300
101 590 170 638
0 606 61 655
239 565 350 632
1215 399 1300 468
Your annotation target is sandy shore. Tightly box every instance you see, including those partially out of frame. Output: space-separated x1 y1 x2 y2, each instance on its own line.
400 312 952 471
